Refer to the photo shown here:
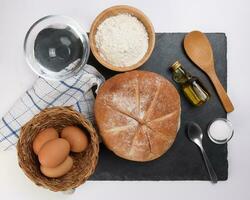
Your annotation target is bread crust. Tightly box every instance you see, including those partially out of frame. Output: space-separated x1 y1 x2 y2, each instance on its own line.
94 70 181 161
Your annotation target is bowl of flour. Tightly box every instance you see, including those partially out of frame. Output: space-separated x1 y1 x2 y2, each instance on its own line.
89 5 155 72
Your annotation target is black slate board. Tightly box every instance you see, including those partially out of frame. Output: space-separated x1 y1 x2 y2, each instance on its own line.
88 33 228 181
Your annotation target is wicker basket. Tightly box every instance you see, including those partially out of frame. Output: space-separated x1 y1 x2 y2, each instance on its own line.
17 106 99 192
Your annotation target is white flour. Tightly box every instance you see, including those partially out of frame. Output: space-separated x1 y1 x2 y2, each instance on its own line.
95 13 148 67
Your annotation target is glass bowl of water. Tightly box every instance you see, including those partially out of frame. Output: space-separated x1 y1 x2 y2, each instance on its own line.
24 15 90 80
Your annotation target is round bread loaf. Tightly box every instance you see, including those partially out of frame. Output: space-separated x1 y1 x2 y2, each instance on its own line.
95 70 181 161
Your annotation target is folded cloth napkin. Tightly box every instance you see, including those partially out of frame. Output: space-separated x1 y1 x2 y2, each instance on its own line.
0 64 104 151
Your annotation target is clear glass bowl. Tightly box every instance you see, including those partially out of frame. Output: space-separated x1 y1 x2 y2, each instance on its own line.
24 15 90 80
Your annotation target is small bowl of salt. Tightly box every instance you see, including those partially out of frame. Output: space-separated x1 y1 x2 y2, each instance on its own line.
207 118 234 144
89 5 155 72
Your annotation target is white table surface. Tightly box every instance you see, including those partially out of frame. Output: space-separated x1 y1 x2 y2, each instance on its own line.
0 0 249 199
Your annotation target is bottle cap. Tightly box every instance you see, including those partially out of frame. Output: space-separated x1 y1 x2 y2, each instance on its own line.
170 61 182 71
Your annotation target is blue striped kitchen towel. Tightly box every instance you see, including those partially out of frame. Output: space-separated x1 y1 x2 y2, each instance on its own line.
0 64 104 151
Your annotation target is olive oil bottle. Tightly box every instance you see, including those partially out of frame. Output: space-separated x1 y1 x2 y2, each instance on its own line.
170 61 210 106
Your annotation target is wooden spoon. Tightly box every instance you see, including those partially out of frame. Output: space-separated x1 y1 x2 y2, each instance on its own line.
184 31 234 113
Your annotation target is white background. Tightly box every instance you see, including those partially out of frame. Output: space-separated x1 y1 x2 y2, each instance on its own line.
0 0 249 199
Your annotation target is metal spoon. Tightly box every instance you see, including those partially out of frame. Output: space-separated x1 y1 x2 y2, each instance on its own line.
187 122 218 183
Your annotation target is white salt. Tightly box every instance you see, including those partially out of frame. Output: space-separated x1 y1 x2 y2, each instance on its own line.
209 119 233 141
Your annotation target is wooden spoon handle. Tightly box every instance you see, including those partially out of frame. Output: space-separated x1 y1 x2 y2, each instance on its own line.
209 73 234 113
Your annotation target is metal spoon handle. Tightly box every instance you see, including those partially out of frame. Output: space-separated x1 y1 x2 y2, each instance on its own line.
200 147 218 183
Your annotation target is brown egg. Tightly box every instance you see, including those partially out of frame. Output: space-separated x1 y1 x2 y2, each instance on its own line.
38 138 70 168
61 126 89 153
40 156 73 178
33 128 59 154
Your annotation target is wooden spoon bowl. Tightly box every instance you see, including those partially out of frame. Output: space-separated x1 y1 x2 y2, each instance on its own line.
89 5 155 72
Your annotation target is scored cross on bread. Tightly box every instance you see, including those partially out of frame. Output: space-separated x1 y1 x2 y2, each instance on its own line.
94 71 181 161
